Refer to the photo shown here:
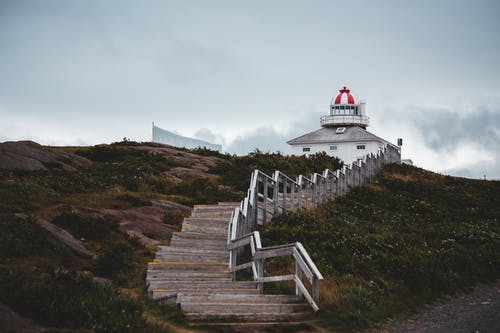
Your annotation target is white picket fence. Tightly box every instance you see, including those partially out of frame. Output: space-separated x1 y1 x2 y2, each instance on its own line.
227 145 401 311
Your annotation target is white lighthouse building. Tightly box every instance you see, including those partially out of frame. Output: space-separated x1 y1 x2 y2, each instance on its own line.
287 86 398 164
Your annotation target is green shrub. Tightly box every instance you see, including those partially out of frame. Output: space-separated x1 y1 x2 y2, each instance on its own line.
116 194 152 207
93 240 133 279
162 210 189 226
0 182 59 213
211 151 342 192
0 214 73 260
50 212 151 284
0 268 166 333
52 212 118 241
156 178 242 204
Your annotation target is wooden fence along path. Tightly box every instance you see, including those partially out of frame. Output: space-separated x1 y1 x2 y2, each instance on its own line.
147 145 401 322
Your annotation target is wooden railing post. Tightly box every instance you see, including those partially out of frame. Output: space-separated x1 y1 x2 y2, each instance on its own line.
230 249 237 280
295 262 303 297
263 177 268 224
253 183 259 228
273 179 279 215
298 183 303 209
257 259 264 294
311 181 317 204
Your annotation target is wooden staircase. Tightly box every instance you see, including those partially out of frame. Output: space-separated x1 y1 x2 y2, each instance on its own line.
147 203 311 322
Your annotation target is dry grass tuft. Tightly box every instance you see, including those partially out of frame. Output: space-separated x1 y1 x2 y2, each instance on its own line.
319 278 341 305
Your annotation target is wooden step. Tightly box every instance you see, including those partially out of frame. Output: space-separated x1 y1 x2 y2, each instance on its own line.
184 312 311 322
155 252 228 262
177 294 303 304
191 212 233 217
149 281 256 290
156 246 228 256
193 205 236 211
184 217 230 223
148 261 228 272
182 218 229 228
148 276 231 284
152 288 259 301
169 240 227 250
171 231 227 241
181 302 309 314
181 224 227 235
169 238 226 247
217 202 240 207
147 271 230 280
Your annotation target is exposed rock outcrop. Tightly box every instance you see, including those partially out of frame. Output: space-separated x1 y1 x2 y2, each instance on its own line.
14 213 95 258
0 141 92 171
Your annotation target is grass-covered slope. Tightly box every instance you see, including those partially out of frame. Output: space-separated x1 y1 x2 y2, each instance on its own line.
5 140 497 332
0 141 342 332
261 164 500 331
0 214 175 333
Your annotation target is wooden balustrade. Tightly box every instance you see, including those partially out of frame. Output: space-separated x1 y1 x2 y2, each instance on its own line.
227 144 401 311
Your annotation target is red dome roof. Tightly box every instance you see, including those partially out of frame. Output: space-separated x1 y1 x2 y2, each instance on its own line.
332 86 356 105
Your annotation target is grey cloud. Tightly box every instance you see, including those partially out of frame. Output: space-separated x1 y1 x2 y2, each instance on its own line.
194 128 217 143
225 112 322 155
226 127 289 155
407 105 500 179
1 0 500 181
444 159 500 180
408 106 500 152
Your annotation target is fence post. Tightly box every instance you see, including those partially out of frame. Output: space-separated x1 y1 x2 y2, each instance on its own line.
273 178 279 215
298 181 303 210
333 175 338 197
295 262 303 297
257 259 264 294
263 177 268 224
311 180 316 205
230 249 236 280
253 184 259 228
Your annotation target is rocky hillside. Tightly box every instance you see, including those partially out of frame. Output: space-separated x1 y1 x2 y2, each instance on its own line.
0 140 92 171
0 140 341 333
3 141 496 332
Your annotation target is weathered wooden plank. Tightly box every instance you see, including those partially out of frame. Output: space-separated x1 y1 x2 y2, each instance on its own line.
253 247 294 260
230 261 253 273
292 248 313 283
296 242 323 280
256 274 295 283
228 235 253 250
295 276 319 312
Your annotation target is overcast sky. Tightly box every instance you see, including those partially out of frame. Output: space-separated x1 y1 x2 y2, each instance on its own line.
1 0 499 179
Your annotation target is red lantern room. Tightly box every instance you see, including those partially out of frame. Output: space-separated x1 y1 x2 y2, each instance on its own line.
320 85 369 129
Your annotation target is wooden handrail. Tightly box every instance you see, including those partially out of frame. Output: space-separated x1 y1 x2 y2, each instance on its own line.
227 144 401 311
227 230 324 311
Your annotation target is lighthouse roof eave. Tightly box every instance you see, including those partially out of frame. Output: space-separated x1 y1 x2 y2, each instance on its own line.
287 126 395 147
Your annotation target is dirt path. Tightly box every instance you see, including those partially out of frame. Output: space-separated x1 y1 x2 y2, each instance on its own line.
380 280 500 333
